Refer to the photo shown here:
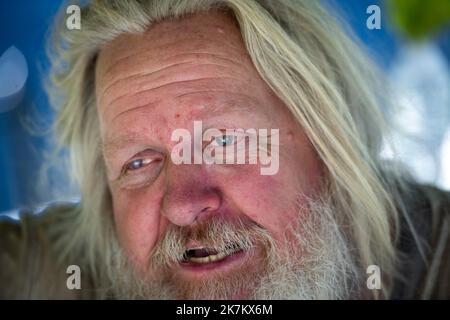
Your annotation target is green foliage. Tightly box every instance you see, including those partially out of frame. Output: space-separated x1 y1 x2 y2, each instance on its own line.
387 0 450 39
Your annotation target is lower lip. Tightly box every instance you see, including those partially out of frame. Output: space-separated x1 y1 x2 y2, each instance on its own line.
178 249 248 275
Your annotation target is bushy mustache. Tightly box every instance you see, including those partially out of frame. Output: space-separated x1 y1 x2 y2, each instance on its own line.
149 215 275 271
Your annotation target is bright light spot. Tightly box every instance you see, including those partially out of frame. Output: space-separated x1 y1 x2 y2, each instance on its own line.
439 128 450 190
0 46 28 112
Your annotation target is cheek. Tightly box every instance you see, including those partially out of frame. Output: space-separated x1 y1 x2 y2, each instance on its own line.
112 189 162 271
217 167 300 244
217 143 322 244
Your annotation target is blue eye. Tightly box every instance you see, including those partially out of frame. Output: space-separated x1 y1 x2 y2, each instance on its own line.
215 135 235 146
126 158 152 171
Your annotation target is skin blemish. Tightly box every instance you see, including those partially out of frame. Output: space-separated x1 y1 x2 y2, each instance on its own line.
287 130 295 141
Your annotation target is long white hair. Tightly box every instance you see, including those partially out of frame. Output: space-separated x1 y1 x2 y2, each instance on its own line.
46 0 420 298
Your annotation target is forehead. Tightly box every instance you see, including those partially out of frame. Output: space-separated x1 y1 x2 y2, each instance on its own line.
95 11 283 144
96 11 243 69
95 11 249 107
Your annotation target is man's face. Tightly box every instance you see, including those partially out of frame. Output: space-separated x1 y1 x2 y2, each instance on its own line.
95 12 322 298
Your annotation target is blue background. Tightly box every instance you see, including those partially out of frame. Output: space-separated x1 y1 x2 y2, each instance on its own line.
0 0 449 213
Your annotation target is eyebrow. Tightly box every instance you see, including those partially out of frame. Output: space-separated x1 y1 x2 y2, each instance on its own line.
179 95 256 117
110 91 258 124
102 99 261 156
101 134 148 158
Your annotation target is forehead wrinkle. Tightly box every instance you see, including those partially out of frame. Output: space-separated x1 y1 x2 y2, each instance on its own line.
173 91 260 117
100 36 245 85
101 60 249 105
168 52 245 67
106 76 259 123
100 49 249 94
101 61 192 101
170 93 274 126
110 99 161 125
191 100 257 121
110 90 260 129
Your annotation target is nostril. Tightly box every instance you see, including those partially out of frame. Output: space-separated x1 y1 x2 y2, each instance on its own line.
193 205 218 224
162 186 221 226
201 206 211 213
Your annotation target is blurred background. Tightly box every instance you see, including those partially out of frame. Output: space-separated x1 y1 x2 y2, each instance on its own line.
0 0 449 217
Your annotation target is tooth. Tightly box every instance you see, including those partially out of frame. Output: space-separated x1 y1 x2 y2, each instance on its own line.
189 256 211 263
185 245 242 264
187 250 234 264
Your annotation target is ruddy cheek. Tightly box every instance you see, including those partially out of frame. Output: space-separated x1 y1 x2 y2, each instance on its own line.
234 173 283 217
113 196 160 269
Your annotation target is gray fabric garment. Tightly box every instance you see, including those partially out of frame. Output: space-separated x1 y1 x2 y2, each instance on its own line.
390 185 450 299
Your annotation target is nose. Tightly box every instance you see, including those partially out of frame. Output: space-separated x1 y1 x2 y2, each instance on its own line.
161 164 222 227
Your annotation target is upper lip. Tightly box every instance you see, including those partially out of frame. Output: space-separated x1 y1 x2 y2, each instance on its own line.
185 240 207 249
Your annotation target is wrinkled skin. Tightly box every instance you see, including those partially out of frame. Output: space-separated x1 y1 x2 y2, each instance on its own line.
95 11 322 293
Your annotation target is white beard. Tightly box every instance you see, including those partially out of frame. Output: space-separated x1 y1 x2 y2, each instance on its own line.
103 191 362 300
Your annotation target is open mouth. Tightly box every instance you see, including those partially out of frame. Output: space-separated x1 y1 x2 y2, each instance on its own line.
181 243 243 265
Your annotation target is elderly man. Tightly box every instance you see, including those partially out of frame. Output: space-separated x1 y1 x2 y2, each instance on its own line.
0 0 449 299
